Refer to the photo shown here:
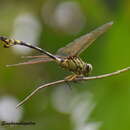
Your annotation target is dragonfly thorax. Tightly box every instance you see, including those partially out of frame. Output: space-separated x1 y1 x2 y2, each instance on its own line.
57 56 92 76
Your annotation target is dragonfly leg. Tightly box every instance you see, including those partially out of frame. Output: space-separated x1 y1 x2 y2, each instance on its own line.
65 74 79 81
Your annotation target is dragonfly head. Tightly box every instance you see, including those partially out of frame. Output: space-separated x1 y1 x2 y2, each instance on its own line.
83 63 93 76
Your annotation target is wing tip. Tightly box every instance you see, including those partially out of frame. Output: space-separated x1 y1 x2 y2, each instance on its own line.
5 63 27 67
6 64 19 67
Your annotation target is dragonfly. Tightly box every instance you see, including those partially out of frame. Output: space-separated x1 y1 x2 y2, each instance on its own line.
0 21 113 81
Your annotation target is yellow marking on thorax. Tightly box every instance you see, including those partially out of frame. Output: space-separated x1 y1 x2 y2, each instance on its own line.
59 57 86 75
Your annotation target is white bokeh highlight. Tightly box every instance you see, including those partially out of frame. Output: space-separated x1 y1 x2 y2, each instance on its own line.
54 1 86 34
52 86 101 130
51 85 75 113
0 96 23 122
42 1 86 34
11 13 41 54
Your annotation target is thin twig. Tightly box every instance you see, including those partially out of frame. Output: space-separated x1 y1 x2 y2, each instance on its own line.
16 66 130 108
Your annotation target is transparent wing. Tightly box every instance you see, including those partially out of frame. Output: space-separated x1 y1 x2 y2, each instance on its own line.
56 21 113 56
21 54 63 59
21 55 51 59
6 58 53 67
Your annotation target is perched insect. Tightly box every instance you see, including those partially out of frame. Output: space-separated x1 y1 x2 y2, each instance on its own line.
0 21 113 81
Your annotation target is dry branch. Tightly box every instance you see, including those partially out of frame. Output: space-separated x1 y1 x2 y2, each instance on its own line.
16 66 130 108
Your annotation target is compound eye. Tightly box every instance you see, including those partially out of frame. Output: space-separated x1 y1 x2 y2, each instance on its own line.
86 64 93 73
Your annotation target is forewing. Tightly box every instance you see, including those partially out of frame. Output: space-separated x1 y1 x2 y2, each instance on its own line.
56 21 113 56
22 54 63 59
21 55 50 59
6 58 53 67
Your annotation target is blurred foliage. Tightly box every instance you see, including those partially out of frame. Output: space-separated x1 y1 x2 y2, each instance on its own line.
0 0 130 130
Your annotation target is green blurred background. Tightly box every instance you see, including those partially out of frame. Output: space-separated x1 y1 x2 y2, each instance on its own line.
0 0 130 130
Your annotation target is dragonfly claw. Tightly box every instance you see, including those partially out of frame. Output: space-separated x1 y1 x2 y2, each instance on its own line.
65 74 81 81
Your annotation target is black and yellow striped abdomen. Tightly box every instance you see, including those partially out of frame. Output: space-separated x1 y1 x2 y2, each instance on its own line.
58 56 92 76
